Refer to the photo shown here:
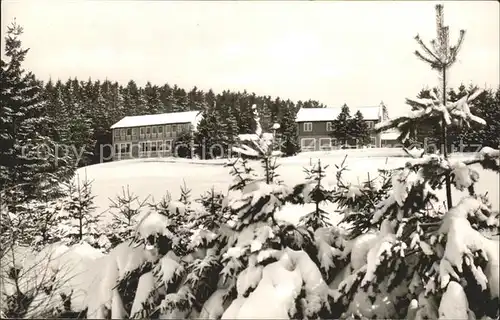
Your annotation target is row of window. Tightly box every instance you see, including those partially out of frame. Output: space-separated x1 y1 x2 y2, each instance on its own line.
302 121 375 132
114 140 174 154
114 123 191 139
300 137 377 151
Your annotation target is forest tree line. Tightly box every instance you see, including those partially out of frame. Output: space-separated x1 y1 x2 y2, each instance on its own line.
42 78 330 163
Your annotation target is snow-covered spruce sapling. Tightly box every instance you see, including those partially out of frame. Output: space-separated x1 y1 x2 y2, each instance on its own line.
87 186 196 318
289 155 395 317
60 173 106 250
148 183 193 255
337 156 396 239
114 184 209 319
1 185 39 248
164 188 234 318
1 184 75 251
140 184 229 319
194 187 231 231
0 188 36 319
285 158 350 286
27 198 67 249
225 157 258 193
218 105 331 319
298 159 334 231
232 104 282 185
85 208 182 319
0 192 74 319
107 185 150 246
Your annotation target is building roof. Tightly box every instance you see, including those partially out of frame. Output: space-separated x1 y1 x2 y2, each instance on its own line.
295 105 381 122
110 111 202 129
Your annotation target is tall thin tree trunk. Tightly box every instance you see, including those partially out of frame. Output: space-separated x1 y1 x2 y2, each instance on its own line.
442 67 453 209
79 210 83 240
265 158 270 184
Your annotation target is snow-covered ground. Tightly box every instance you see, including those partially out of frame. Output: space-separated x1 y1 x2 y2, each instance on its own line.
4 148 498 318
78 148 499 225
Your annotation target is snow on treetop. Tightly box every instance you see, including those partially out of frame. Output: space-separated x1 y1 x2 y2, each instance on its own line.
110 110 202 129
136 211 171 240
295 106 381 122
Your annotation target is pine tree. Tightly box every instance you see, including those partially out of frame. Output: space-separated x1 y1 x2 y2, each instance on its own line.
279 100 299 156
411 3 466 209
350 110 371 146
232 104 282 184
235 91 255 135
61 173 103 248
159 84 175 113
0 21 62 200
135 88 148 115
106 186 150 246
144 82 162 114
225 107 239 149
194 103 227 159
301 99 327 109
187 86 205 110
219 104 331 319
109 81 125 123
330 104 353 147
121 84 135 116
204 89 217 111
298 159 333 231
173 86 189 112
65 80 94 167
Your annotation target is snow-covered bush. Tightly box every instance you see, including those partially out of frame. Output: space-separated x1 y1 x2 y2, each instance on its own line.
0 241 103 319
0 184 73 250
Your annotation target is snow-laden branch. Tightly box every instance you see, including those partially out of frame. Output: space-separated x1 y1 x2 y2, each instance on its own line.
438 197 499 298
374 88 487 141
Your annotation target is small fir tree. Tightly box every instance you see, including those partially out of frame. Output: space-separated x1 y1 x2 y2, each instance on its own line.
106 185 150 246
61 173 103 249
298 159 334 231
350 110 371 147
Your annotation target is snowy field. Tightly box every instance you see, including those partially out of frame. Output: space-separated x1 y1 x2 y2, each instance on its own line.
78 148 499 225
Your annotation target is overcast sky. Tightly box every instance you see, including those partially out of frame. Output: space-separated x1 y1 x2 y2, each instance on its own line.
1 0 498 116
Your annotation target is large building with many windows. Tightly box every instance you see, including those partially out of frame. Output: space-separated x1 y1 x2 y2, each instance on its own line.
110 111 201 161
295 103 395 151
